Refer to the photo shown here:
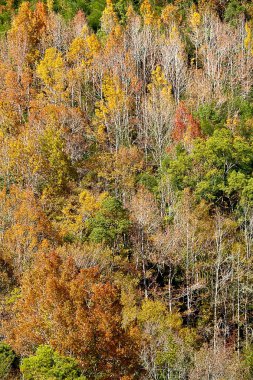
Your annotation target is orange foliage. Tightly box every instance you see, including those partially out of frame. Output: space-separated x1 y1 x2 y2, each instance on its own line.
172 102 202 143
0 186 56 278
8 2 48 68
5 252 140 379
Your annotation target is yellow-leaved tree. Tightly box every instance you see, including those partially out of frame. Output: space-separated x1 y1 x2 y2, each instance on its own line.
37 47 68 103
67 30 101 108
244 22 253 55
100 0 119 34
59 189 108 241
94 73 131 151
144 65 174 166
140 0 159 27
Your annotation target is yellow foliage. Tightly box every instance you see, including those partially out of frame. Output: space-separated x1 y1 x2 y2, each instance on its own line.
101 0 118 34
67 33 101 67
0 126 41 186
68 37 87 62
8 1 48 66
149 65 170 90
60 190 108 238
92 147 144 196
190 11 201 29
105 24 123 52
170 24 180 41
140 0 159 27
167 24 185 57
138 299 182 333
37 47 67 100
47 0 54 12
39 125 73 191
114 273 140 327
126 4 136 22
226 115 239 131
79 189 107 216
37 48 68 103
102 74 125 112
138 299 168 324
0 185 55 276
94 73 128 144
148 65 173 105
161 4 178 26
244 22 253 54
10 2 32 33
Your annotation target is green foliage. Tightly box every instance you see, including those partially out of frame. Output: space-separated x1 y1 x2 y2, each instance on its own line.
87 0 106 29
0 9 11 34
53 0 87 19
243 345 253 378
137 172 158 193
21 345 86 380
0 343 16 379
194 103 227 136
53 0 106 27
174 0 195 20
166 145 193 191
224 0 245 26
167 128 253 208
195 99 253 137
87 196 130 246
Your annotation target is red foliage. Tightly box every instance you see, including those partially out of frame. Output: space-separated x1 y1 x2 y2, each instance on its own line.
172 102 202 142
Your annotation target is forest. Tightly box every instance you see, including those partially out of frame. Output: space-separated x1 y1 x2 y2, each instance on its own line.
1 0 253 379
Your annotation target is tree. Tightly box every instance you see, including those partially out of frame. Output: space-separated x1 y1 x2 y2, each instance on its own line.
8 1 48 69
0 186 56 279
67 31 101 109
168 128 253 209
2 1 253 377
244 22 253 56
140 0 158 27
94 72 131 151
129 186 161 298
137 299 194 380
161 24 187 103
189 343 243 380
86 196 131 252
38 125 76 194
143 65 174 166
21 345 86 380
161 4 179 27
90 146 144 202
37 47 68 103
100 0 118 34
172 102 202 149
0 343 17 380
5 252 140 379
59 189 108 241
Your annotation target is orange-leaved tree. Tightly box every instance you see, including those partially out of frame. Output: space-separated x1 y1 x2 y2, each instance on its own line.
5 251 141 379
0 185 56 279
172 102 202 148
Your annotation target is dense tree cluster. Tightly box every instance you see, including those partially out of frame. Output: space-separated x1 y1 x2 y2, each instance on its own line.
1 0 253 379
